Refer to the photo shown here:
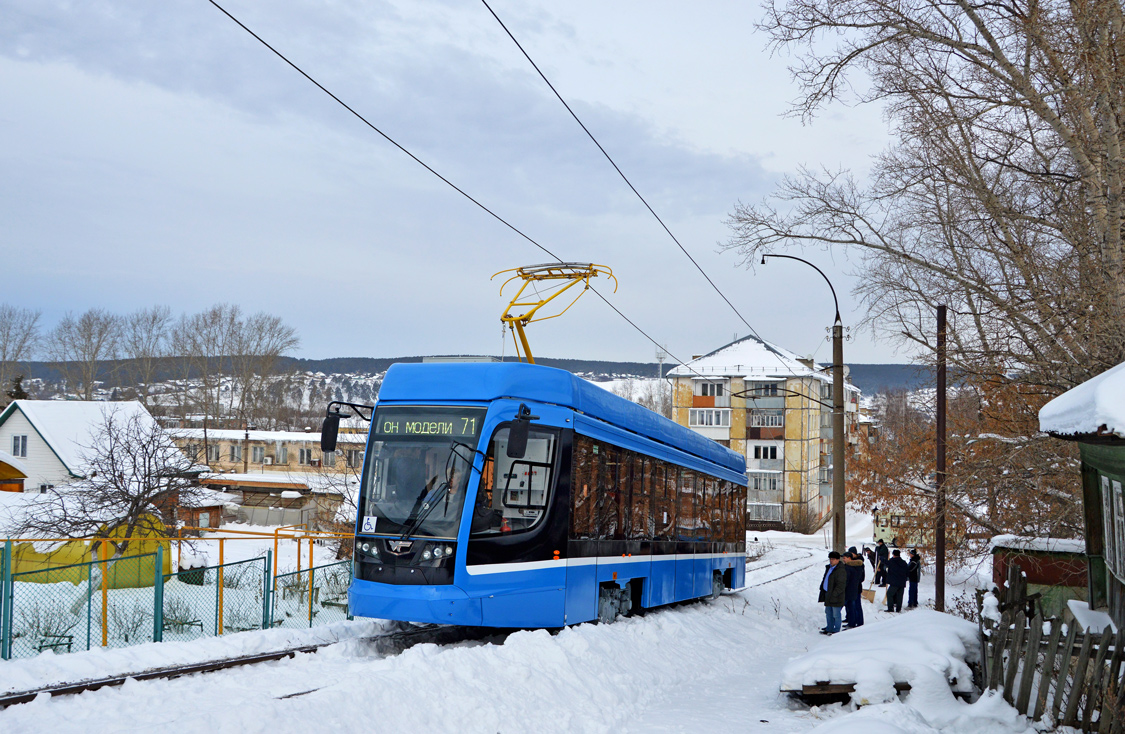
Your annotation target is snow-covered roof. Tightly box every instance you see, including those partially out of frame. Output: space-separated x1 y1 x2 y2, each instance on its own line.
1039 361 1125 439
989 534 1085 555
200 471 352 495
168 428 366 445
0 400 157 477
668 334 824 381
0 449 29 477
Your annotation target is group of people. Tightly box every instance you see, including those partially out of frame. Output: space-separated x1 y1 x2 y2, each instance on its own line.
818 539 922 635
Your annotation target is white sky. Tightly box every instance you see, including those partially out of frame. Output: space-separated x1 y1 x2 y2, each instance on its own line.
0 0 907 364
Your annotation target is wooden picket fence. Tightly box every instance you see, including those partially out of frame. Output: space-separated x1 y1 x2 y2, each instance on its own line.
981 564 1125 732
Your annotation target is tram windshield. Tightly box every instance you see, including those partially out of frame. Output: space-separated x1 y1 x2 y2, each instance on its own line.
358 406 486 539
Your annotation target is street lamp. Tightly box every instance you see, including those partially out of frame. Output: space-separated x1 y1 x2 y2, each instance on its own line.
761 253 847 553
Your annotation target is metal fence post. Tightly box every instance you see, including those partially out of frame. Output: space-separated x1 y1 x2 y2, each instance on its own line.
262 551 272 630
1 539 12 660
154 545 164 643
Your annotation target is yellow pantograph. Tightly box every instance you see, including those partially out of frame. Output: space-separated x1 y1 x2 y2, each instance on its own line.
492 262 617 364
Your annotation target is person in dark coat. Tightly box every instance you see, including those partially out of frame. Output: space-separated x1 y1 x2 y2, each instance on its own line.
907 549 922 608
874 539 890 586
884 549 909 612
818 551 847 634
842 547 865 628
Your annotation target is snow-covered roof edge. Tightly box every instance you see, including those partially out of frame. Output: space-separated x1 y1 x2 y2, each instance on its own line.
1040 361 1125 440
667 334 821 380
990 534 1086 555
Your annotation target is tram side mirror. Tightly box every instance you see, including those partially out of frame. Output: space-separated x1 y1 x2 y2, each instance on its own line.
321 414 340 453
506 403 540 459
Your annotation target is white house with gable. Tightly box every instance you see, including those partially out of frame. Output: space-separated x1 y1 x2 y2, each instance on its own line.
0 400 156 493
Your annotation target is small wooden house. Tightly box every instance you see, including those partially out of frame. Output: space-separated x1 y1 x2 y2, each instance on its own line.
1040 361 1125 625
990 535 1088 617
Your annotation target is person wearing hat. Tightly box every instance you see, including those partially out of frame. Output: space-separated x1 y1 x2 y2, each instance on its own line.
874 539 890 586
907 549 922 608
885 549 910 612
818 551 847 634
842 547 865 628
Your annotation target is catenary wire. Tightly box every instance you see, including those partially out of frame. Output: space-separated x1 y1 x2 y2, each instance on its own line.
203 0 704 376
480 0 797 374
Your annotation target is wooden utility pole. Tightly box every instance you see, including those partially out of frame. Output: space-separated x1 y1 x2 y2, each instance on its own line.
832 318 846 554
935 304 947 612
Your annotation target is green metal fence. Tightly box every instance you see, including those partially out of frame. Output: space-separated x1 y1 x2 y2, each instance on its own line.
161 556 272 640
272 561 353 629
0 545 355 660
3 548 162 659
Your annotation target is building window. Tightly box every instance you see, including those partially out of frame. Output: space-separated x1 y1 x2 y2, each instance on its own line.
748 382 779 397
229 444 242 462
750 411 783 427
347 449 364 468
748 473 779 492
11 435 27 458
299 448 314 465
697 382 724 397
277 445 288 464
753 445 777 460
206 445 221 463
323 451 336 468
252 445 265 463
689 409 730 427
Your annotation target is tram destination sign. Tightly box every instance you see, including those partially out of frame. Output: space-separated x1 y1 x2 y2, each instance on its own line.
373 409 484 439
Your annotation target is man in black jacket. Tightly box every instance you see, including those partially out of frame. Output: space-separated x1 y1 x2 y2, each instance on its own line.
818 551 847 634
884 549 910 612
874 539 890 586
907 549 922 608
843 548 866 628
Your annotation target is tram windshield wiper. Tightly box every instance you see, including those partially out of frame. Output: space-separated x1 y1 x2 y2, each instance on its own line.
397 442 480 540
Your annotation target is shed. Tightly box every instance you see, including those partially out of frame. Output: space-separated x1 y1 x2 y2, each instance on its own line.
1039 361 1125 626
990 535 1088 617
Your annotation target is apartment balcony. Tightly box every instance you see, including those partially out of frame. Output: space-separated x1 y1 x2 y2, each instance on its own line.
748 458 784 472
692 395 731 408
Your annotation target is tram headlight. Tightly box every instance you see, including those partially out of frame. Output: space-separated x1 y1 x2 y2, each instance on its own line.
422 548 433 561
360 542 372 554
432 546 443 558
444 545 453 557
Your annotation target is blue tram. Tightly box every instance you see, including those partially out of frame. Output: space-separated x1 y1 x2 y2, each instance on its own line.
329 362 747 627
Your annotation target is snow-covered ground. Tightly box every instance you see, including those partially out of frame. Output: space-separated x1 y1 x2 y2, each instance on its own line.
0 514 1047 733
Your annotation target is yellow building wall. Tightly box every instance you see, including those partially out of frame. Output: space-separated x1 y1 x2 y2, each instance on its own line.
11 520 173 588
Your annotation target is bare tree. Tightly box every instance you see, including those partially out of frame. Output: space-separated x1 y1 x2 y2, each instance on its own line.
44 309 121 400
121 305 172 409
0 304 41 407
729 0 1125 391
11 406 204 556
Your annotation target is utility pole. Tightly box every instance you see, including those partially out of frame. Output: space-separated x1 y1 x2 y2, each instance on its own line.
762 254 846 552
935 304 947 612
832 317 845 554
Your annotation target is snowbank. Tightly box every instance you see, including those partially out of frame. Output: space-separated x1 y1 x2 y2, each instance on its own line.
781 610 979 705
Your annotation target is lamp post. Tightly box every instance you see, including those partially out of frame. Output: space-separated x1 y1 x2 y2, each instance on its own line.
761 254 846 553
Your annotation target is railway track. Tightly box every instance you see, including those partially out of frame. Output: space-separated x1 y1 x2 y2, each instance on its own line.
0 623 506 710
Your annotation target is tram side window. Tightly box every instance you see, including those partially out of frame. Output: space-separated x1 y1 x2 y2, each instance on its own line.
632 457 653 540
620 452 635 539
596 445 623 539
571 437 597 538
700 476 715 541
654 463 674 540
677 469 697 541
471 426 557 536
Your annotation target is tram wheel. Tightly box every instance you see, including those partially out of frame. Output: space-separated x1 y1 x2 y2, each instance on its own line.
597 585 626 624
709 572 724 601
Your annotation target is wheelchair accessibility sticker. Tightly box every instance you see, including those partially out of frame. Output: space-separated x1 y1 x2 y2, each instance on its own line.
361 516 378 533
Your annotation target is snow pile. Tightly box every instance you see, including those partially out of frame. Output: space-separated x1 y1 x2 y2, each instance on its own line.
781 610 979 705
808 692 1034 734
990 535 1085 555
1039 360 1125 438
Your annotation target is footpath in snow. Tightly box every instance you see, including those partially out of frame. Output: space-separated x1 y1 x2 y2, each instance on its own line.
0 517 1042 734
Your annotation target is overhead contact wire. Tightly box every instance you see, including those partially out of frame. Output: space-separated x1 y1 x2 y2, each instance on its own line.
204 0 704 376
481 0 795 371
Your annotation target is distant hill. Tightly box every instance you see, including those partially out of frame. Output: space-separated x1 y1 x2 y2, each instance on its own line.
15 356 923 394
846 363 930 395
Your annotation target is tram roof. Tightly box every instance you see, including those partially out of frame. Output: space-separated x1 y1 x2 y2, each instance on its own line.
379 362 746 475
